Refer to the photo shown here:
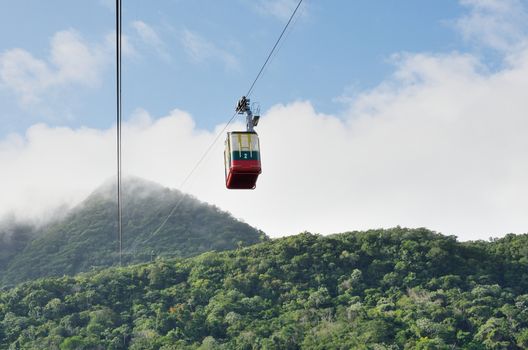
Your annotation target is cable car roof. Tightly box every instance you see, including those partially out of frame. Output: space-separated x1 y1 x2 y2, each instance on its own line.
227 131 258 135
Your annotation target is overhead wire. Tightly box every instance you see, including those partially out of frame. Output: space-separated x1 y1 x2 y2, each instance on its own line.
138 0 305 246
245 0 304 99
116 0 123 265
256 2 305 89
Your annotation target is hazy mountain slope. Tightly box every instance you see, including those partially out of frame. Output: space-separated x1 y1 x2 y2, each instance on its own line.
2 178 266 286
0 218 38 275
2 228 528 349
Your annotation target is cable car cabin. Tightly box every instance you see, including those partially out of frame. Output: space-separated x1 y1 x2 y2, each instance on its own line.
224 131 262 189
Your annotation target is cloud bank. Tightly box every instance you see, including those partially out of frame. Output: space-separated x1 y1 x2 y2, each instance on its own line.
2 42 528 240
456 0 528 51
0 28 137 118
1 0 528 240
0 30 107 109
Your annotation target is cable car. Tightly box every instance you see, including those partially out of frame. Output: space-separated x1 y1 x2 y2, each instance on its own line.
225 96 262 189
224 131 261 189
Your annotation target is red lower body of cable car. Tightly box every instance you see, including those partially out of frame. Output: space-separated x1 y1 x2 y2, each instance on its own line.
226 159 261 189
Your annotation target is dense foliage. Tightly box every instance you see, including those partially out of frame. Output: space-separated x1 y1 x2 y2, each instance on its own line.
1 178 265 286
2 228 528 349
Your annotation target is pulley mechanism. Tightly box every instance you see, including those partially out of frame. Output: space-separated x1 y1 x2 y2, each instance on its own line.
236 96 260 132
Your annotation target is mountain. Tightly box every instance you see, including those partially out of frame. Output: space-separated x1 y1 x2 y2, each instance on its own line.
1 228 528 349
0 217 38 274
1 178 266 286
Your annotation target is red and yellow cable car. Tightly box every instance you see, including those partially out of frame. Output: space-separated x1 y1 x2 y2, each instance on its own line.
224 131 261 189
224 96 263 189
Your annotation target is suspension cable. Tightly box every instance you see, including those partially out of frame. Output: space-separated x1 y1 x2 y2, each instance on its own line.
116 0 123 265
245 0 303 99
141 0 304 244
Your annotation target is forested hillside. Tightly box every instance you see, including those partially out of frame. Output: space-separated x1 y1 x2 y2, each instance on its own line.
2 228 528 349
0 219 38 275
1 178 265 286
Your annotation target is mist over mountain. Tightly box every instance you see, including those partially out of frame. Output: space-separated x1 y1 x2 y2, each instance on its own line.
0 217 38 275
1 177 266 286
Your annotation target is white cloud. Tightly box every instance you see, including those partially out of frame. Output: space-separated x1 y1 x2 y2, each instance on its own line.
0 29 107 109
2 43 528 241
181 29 238 69
2 2 528 241
131 20 169 60
0 123 115 221
456 0 528 51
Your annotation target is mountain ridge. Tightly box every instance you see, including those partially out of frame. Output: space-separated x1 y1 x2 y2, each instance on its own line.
1 177 266 286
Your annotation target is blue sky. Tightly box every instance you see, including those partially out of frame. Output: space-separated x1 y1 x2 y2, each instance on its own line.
0 0 468 136
2 0 528 240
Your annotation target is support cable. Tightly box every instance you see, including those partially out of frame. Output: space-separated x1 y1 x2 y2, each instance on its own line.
141 0 304 245
245 0 303 99
116 0 123 266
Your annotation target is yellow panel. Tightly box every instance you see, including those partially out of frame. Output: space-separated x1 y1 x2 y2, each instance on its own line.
228 132 260 152
237 134 242 157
